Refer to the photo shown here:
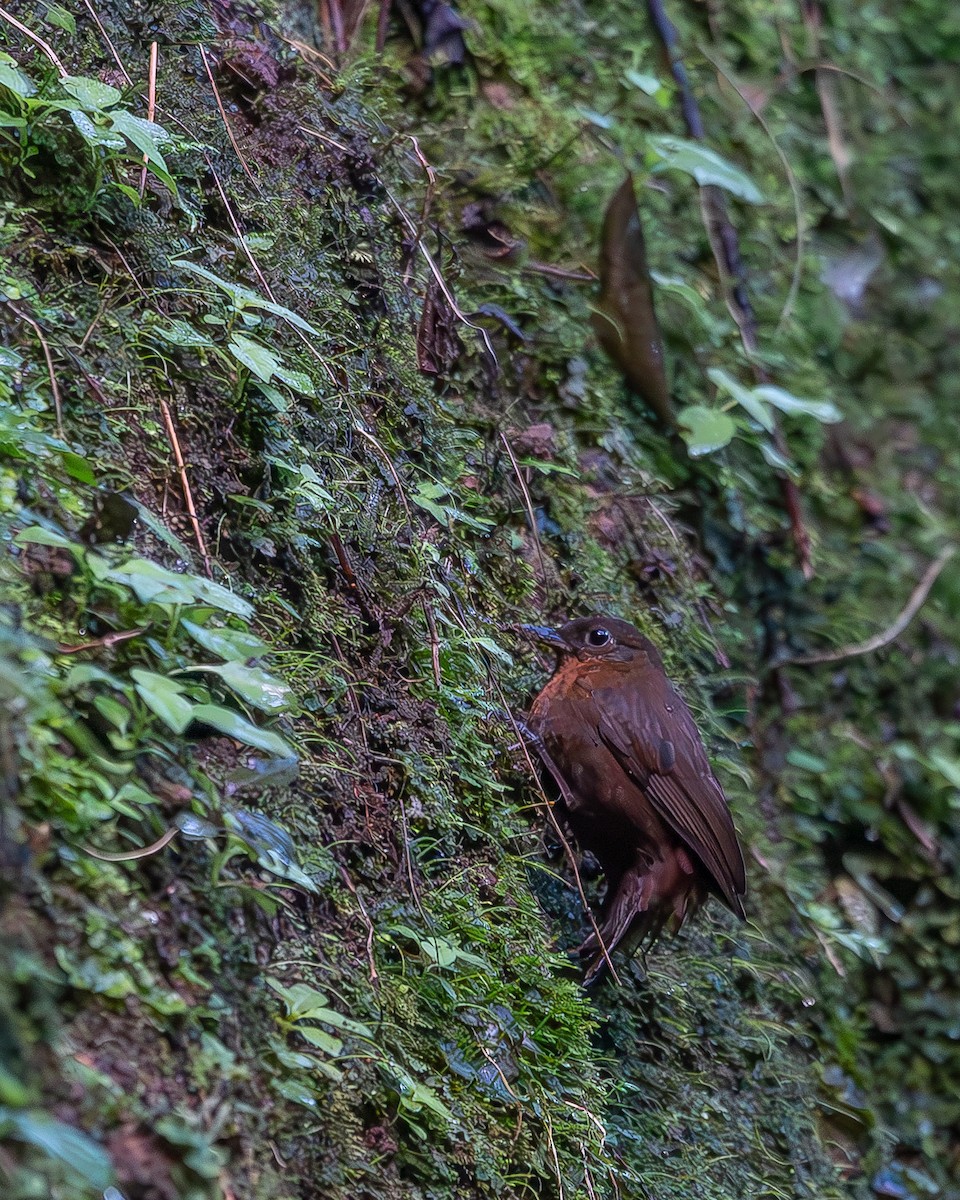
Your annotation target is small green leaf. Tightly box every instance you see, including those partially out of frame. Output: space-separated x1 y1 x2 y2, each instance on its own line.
759 441 799 478
131 669 195 733
624 69 662 96
174 261 320 334
2 1111 112 1189
929 751 960 790
69 109 126 148
191 703 294 757
707 367 774 431
108 558 197 605
753 385 842 423
269 979 330 1016
786 749 828 772
678 405 736 456
194 662 293 712
148 319 214 349
61 74 122 110
60 451 96 483
574 105 614 129
228 334 280 382
182 618 269 661
273 363 316 397
297 1026 344 1056
14 526 75 549
188 574 255 618
42 3 77 33
0 58 36 97
108 559 253 617
272 1077 321 1107
403 1082 455 1123
108 109 170 171
648 135 764 203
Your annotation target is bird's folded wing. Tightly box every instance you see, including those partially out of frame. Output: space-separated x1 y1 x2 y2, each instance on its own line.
589 683 746 915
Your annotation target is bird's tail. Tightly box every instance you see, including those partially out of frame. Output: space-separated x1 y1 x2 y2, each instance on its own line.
579 861 703 986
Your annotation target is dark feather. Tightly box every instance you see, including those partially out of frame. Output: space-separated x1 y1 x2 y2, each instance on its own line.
590 678 746 915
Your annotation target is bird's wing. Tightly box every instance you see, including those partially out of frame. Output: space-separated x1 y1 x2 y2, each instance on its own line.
587 674 746 915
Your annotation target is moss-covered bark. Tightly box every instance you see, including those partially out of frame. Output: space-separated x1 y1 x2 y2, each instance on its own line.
2 1 959 1198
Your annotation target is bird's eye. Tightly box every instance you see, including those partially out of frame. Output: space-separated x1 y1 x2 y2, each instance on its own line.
587 627 611 647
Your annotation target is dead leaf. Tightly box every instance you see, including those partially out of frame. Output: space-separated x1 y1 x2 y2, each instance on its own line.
591 175 674 429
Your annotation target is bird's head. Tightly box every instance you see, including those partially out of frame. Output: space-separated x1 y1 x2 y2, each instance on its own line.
521 615 658 664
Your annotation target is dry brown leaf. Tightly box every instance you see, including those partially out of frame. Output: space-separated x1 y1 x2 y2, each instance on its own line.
591 174 674 429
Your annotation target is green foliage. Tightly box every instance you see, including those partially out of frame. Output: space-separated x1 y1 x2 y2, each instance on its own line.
0 55 177 210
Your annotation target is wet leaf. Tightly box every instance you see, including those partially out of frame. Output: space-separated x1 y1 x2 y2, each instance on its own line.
131 669 194 733
191 703 294 757
148 318 214 349
2 1110 112 1188
228 334 280 383
753 385 842 423
649 135 765 203
108 110 170 172
0 56 37 97
191 661 293 712
678 406 735 456
225 808 318 892
108 559 253 617
273 363 316 397
182 618 270 661
60 75 121 110
591 174 674 428
69 109 125 149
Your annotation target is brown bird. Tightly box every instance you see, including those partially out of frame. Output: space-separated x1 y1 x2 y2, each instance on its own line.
524 615 746 983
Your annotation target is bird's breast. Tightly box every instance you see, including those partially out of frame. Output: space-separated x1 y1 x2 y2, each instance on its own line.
530 666 666 858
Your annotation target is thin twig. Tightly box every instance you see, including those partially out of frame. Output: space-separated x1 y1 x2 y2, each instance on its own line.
199 44 261 191
196 146 337 384
779 547 955 667
405 136 438 287
157 393 212 575
139 42 158 198
523 260 596 282
397 793 421 905
0 6 67 74
798 0 854 209
83 825 179 861
329 631 369 752
7 301 63 437
353 424 413 523
338 865 380 985
57 628 147 654
422 602 442 689
491 678 621 985
81 0 132 83
385 187 498 367
499 431 549 594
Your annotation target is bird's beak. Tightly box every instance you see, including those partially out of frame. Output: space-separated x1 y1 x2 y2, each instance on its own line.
518 624 568 649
